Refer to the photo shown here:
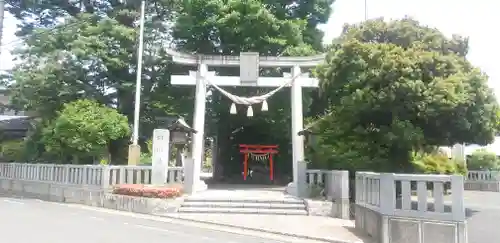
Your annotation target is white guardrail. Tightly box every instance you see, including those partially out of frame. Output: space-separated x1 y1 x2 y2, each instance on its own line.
355 172 465 221
467 170 500 181
0 163 184 188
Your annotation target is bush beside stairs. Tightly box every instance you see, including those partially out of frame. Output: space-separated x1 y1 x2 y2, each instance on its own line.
178 197 308 215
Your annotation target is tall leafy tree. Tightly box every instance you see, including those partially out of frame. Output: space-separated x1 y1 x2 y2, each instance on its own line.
6 0 192 119
310 18 498 172
4 0 194 161
42 99 130 164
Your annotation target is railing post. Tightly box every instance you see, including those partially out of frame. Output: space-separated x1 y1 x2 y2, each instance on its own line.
82 166 88 186
379 173 395 214
379 173 395 243
119 167 126 184
21 164 27 180
64 165 71 184
34 164 41 181
329 170 350 219
451 175 465 221
10 163 17 179
296 160 308 197
101 166 110 190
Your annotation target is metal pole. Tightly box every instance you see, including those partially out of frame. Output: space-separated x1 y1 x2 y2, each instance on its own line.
132 0 146 145
0 0 5 56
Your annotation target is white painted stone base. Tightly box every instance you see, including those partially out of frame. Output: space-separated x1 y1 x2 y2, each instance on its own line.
464 181 500 192
285 182 298 196
304 199 350 219
183 157 208 194
193 180 208 193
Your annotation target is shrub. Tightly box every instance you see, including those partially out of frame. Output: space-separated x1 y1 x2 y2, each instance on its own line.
112 184 183 199
454 161 468 176
467 149 499 170
0 140 25 162
411 152 463 175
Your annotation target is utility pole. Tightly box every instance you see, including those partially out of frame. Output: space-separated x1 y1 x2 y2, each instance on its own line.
364 0 368 20
128 0 146 165
0 0 5 57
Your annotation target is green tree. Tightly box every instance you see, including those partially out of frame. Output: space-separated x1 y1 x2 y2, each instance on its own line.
467 149 500 170
310 18 498 172
3 1 194 161
42 99 130 164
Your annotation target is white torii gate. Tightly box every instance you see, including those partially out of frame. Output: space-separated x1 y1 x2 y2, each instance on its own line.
167 50 324 195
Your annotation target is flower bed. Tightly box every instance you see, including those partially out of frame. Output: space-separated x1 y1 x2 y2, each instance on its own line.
112 184 183 199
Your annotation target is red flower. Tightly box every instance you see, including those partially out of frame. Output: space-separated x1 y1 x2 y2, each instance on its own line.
112 184 183 198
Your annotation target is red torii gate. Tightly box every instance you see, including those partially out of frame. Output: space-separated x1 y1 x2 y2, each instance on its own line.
239 144 279 181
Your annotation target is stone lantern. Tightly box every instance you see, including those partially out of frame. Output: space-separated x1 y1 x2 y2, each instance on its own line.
298 127 319 149
296 127 319 197
151 116 196 185
166 117 197 167
167 117 197 146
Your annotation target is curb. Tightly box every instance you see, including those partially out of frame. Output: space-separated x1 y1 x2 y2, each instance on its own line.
158 214 362 243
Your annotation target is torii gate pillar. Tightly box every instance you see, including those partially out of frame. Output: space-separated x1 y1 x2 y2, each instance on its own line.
184 63 211 194
288 65 306 196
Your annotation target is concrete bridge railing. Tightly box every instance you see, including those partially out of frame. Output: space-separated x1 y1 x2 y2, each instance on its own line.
304 169 350 219
0 163 184 189
355 172 466 243
306 169 348 200
465 170 500 192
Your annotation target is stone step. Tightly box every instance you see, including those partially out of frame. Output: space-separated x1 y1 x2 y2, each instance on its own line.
181 201 306 210
177 207 308 215
184 197 304 204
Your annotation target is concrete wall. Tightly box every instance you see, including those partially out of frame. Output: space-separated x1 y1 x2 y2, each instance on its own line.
355 205 467 243
0 177 184 214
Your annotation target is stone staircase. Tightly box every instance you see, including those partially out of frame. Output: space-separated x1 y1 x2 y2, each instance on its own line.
178 197 308 215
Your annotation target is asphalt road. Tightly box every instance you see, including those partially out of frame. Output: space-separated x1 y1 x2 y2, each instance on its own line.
463 191 500 243
0 196 301 243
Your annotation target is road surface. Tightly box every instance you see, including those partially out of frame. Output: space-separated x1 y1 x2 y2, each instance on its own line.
464 191 500 243
0 196 305 243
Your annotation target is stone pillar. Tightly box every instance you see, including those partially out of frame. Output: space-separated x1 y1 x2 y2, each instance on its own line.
175 145 183 166
296 160 308 197
329 170 350 219
210 137 218 178
186 63 209 193
127 144 141 165
151 129 170 185
183 157 195 194
287 65 305 196
379 173 396 243
101 166 111 189
452 144 466 162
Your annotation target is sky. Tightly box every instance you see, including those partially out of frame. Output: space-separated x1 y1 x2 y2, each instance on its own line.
0 0 499 153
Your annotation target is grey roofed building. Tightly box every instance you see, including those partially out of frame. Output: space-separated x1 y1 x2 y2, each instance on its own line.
0 90 33 140
0 115 34 139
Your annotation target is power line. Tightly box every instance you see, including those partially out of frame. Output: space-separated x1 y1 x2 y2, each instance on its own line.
0 18 96 71
0 18 90 50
